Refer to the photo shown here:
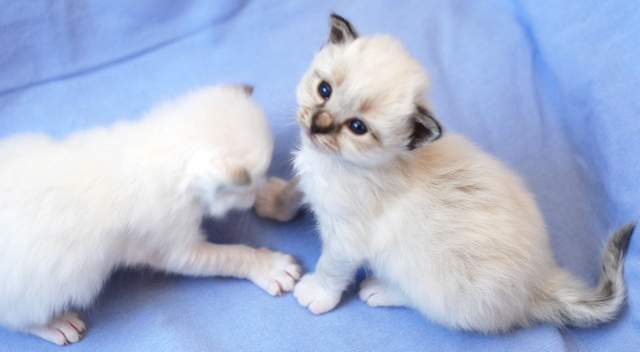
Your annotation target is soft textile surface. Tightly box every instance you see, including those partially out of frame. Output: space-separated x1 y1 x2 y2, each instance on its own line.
1 1 639 351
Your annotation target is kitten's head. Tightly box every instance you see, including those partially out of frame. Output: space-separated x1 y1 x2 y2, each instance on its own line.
188 151 265 218
296 14 442 166
183 85 272 217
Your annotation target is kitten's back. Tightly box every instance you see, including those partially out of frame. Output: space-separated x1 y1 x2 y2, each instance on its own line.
0 85 274 330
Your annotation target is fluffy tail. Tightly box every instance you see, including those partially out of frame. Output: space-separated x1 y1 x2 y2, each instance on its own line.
531 222 635 328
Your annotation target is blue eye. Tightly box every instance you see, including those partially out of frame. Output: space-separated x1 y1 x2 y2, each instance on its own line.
318 81 332 100
348 119 368 135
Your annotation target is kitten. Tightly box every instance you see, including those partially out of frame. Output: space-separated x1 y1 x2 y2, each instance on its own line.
254 14 634 333
0 85 301 345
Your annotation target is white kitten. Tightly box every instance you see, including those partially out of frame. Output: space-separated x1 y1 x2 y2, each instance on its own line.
0 85 301 345
255 15 633 333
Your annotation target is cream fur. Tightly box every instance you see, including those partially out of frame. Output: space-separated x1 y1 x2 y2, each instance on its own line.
256 15 632 333
0 85 301 345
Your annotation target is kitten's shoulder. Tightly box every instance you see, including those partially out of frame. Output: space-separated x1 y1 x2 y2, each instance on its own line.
413 132 519 180
414 133 479 164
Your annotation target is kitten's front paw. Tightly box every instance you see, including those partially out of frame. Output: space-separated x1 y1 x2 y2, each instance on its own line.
254 177 298 222
250 248 301 296
294 274 341 314
27 311 86 345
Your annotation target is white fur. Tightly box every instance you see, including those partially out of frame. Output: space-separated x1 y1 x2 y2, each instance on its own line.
256 15 630 333
0 85 301 345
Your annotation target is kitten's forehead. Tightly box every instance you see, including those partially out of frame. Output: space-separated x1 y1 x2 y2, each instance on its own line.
312 35 428 117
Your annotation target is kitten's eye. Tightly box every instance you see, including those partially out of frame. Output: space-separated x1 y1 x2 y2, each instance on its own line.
347 119 368 135
318 81 332 100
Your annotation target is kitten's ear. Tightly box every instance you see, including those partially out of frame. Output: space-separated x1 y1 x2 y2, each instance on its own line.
185 152 252 198
223 162 252 187
237 84 254 96
327 14 358 45
407 106 442 150
211 158 252 188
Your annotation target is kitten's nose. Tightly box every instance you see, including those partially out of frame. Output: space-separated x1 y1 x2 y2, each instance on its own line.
310 111 335 134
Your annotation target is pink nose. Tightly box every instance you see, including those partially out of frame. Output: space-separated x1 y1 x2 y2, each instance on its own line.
311 111 335 134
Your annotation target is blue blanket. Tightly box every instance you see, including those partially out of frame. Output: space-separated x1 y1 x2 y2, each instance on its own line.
1 1 638 350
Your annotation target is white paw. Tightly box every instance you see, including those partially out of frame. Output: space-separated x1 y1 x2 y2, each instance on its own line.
293 274 341 314
27 312 86 345
254 177 298 222
250 248 301 295
359 277 406 307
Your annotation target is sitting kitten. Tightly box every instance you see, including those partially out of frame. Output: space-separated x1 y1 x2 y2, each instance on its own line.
0 85 301 345
255 14 634 333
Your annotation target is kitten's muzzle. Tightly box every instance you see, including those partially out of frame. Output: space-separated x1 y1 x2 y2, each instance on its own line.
310 110 336 134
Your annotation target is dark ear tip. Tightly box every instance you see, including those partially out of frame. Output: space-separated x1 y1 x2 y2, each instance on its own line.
327 13 358 45
238 84 254 96
329 13 353 30
233 167 252 186
330 13 347 23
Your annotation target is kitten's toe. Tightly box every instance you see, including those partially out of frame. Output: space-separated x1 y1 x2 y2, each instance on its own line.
294 274 341 314
359 277 407 307
276 260 302 292
26 312 86 345
64 312 87 334
251 248 301 295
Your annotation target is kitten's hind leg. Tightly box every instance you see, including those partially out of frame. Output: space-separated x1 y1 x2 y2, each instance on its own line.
158 242 301 296
254 176 303 222
359 277 409 307
25 312 86 345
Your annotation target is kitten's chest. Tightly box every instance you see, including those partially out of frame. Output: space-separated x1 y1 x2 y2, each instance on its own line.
294 149 379 218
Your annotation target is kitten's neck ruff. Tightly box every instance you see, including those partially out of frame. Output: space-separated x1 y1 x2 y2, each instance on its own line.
297 133 415 175
294 140 417 214
297 142 406 177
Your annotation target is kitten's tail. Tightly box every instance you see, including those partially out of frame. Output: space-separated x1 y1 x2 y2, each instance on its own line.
530 222 635 328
